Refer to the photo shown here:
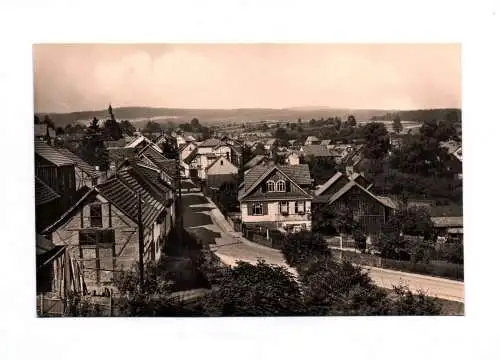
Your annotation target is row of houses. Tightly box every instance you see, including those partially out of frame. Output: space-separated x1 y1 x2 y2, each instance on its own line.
35 135 178 298
237 159 462 243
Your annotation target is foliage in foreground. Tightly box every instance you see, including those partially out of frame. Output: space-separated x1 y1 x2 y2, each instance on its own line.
202 260 305 316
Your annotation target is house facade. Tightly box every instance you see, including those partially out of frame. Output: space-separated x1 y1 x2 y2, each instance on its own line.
285 152 300 166
238 164 313 233
206 155 239 189
314 172 396 239
42 161 175 292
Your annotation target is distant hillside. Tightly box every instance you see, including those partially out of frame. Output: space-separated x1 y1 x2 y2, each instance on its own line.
370 108 461 124
38 106 461 128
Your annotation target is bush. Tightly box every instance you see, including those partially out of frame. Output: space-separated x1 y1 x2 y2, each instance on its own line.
281 231 331 269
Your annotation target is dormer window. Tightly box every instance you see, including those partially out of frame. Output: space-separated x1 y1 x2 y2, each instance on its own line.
276 180 286 192
266 180 275 192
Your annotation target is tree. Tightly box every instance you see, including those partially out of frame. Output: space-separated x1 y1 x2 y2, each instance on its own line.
43 115 55 130
392 115 403 134
160 136 179 159
202 260 305 316
79 117 108 170
143 120 162 134
313 203 359 236
353 229 367 253
34 115 41 124
253 142 266 156
213 182 239 213
119 120 136 136
346 115 357 127
191 117 200 129
304 156 341 184
362 122 390 160
275 127 289 142
103 119 123 141
281 231 331 269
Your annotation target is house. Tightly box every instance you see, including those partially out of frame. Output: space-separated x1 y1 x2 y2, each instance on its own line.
35 141 77 211
36 176 61 233
349 172 373 190
138 144 178 185
431 216 463 243
314 172 397 239
320 139 332 146
36 234 82 299
264 138 277 151
285 152 301 166
185 138 233 180
180 142 198 162
107 147 137 174
41 160 176 292
55 147 103 188
125 135 163 153
238 164 313 233
440 140 463 179
206 155 239 189
304 136 320 145
244 155 268 171
34 124 56 144
301 144 340 162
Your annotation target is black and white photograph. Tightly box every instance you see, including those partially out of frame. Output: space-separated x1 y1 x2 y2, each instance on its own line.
33 43 463 317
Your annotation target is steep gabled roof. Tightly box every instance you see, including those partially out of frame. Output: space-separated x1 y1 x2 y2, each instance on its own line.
314 172 345 196
35 176 60 206
139 144 177 179
35 141 74 166
56 148 99 178
239 164 311 201
184 147 199 164
326 180 396 209
205 155 238 173
244 155 266 169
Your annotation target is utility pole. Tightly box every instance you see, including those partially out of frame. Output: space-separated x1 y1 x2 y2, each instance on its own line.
175 141 184 230
137 193 144 287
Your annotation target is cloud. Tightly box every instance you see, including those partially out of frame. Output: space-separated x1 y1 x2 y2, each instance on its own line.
33 44 461 112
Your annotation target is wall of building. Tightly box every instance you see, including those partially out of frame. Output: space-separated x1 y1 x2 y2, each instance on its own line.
48 193 168 291
206 157 238 176
241 200 311 230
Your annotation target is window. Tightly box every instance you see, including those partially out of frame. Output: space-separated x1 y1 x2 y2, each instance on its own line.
266 180 275 192
276 180 285 192
296 201 305 214
90 204 103 228
280 201 288 214
220 160 224 166
253 203 263 215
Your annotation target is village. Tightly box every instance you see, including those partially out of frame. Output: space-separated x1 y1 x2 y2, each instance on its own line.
34 106 463 316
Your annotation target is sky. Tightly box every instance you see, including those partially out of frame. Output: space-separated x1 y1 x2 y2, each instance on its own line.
33 44 461 113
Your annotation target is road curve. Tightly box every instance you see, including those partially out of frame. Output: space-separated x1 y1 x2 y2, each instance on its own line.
182 192 464 303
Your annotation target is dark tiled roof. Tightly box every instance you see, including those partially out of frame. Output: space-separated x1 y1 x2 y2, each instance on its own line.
198 138 223 148
184 147 199 164
244 155 266 169
56 148 99 177
140 146 177 179
326 180 396 209
243 165 270 191
315 172 345 196
35 176 60 206
35 141 74 166
36 234 55 255
302 144 336 157
97 172 164 229
134 161 173 193
108 147 136 162
279 164 312 185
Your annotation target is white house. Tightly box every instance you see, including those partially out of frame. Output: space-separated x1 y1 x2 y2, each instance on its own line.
206 155 239 189
238 164 313 233
285 152 300 166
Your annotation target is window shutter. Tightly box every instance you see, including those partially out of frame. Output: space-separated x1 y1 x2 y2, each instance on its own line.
285 180 291 192
262 202 268 215
248 203 253 215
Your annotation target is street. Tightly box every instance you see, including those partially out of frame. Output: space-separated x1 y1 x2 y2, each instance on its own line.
181 192 464 303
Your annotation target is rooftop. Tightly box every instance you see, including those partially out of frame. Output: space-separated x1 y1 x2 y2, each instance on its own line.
35 141 74 167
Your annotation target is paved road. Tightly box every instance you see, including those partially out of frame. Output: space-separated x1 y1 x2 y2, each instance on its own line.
182 192 464 303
